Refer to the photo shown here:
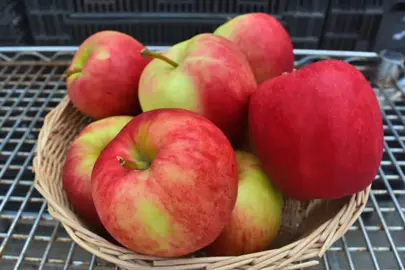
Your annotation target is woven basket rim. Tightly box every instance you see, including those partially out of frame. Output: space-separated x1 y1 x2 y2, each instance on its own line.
33 96 371 270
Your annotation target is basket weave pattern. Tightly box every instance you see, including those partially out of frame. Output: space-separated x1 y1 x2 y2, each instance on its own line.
33 96 370 270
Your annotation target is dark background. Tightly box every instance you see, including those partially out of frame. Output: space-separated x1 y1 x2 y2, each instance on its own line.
2 0 405 53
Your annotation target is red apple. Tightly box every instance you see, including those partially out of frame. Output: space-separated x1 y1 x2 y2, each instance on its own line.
249 59 384 200
65 30 151 120
138 33 257 144
205 150 283 256
63 115 133 233
91 108 238 257
214 13 294 84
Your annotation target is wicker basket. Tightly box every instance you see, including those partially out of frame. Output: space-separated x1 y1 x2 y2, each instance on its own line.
33 96 371 270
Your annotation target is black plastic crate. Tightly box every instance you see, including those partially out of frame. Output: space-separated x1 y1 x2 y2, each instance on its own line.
0 0 30 45
321 6 384 51
374 1 405 53
330 0 394 11
26 14 225 46
24 0 328 15
283 14 325 38
321 33 374 51
30 16 222 46
323 13 382 37
281 16 325 49
284 0 328 12
290 37 319 49
23 0 328 48
281 0 328 50
25 0 285 14
319 0 401 51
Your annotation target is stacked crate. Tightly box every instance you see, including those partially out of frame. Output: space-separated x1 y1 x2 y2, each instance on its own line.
23 0 327 49
320 0 390 51
282 0 328 49
0 0 30 46
374 0 405 54
21 0 399 51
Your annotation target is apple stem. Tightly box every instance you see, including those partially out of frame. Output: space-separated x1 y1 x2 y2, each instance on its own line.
63 67 82 79
141 48 178 68
117 156 149 170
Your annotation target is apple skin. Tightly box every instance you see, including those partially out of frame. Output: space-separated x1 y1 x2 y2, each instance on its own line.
65 30 151 120
91 108 239 257
205 150 283 256
62 115 133 233
138 33 257 144
214 13 294 84
249 59 384 200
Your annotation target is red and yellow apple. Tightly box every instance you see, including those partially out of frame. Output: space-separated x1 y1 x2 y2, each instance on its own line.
63 115 133 233
138 33 257 144
249 59 384 200
65 30 151 120
205 150 283 256
91 108 238 257
214 13 294 84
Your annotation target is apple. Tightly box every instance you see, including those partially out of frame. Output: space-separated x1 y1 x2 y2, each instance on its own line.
91 108 239 257
138 33 257 144
249 59 384 200
214 13 294 84
63 115 133 233
205 150 283 256
64 30 151 120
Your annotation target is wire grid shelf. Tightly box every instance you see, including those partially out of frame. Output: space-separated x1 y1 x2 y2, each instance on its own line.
0 48 403 270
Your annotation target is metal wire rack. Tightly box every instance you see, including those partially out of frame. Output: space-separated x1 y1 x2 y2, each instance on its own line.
0 47 403 270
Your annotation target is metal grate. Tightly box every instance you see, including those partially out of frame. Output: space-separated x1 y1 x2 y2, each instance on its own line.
0 47 403 270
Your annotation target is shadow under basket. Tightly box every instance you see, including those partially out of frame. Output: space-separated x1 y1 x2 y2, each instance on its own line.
33 96 371 270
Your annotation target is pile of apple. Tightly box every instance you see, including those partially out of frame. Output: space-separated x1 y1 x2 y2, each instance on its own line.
61 13 384 258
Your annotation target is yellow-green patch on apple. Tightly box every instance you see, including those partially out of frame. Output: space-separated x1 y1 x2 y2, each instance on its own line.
91 108 239 257
205 150 283 256
63 115 133 234
65 30 152 120
138 33 257 144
